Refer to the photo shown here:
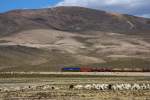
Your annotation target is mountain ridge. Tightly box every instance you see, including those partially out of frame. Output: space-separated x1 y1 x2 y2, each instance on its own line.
0 6 150 36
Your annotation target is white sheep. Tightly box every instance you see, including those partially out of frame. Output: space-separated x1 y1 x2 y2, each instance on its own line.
140 84 147 90
117 84 123 90
111 85 117 90
146 84 150 89
42 85 51 90
3 87 9 92
102 84 109 90
84 84 93 90
93 84 109 90
74 85 83 90
54 87 60 90
131 83 141 90
112 84 124 90
122 84 132 90
93 84 101 90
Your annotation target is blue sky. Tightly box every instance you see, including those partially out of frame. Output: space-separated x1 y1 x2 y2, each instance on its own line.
0 0 150 18
0 0 61 12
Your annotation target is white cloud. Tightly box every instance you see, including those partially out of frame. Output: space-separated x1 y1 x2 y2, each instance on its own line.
56 0 150 18
141 14 150 18
57 0 137 8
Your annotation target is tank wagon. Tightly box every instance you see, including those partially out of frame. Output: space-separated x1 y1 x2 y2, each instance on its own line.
61 67 150 72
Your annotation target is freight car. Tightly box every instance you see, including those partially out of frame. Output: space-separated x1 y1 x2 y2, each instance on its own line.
91 68 112 72
61 67 81 72
80 67 92 72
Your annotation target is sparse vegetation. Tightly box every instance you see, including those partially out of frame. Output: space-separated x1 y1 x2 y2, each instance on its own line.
0 77 150 99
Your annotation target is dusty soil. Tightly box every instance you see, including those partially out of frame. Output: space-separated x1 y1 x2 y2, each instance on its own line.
0 76 150 100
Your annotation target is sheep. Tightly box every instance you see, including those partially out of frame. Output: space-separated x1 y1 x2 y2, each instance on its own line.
69 84 74 89
108 84 112 90
68 83 150 91
92 84 101 90
112 84 127 91
84 84 93 90
93 84 109 90
122 84 132 90
51 86 59 90
114 84 124 90
102 84 109 90
111 85 117 91
131 83 141 90
74 85 83 90
140 84 147 90
3 87 9 92
42 85 51 90
54 87 59 90
146 84 150 89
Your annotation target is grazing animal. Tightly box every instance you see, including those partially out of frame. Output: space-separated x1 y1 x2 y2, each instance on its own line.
112 84 124 90
68 83 150 91
116 84 123 90
74 85 83 90
140 84 147 90
54 87 59 90
131 83 141 90
91 84 108 90
122 84 132 90
146 84 150 89
69 85 74 89
111 85 117 91
43 85 50 90
93 84 101 90
51 86 55 90
3 87 9 92
102 84 109 90
84 84 93 90
108 84 112 90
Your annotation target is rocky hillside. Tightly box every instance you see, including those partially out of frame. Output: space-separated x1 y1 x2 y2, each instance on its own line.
0 6 150 36
0 6 150 72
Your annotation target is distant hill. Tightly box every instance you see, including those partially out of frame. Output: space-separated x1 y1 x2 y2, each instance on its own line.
0 6 150 72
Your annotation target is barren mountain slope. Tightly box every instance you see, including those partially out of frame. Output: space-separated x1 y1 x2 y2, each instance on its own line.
0 7 150 71
0 29 150 71
0 6 150 36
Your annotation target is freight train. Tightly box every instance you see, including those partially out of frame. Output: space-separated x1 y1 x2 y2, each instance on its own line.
61 67 150 72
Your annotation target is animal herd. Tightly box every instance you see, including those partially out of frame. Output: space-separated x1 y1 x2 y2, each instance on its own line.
0 83 150 92
73 83 150 90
